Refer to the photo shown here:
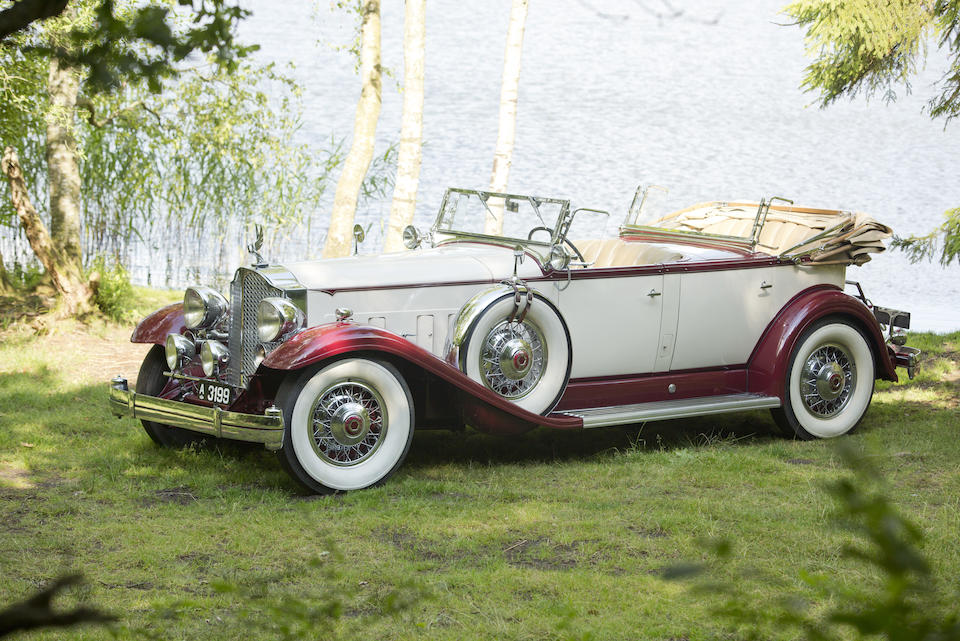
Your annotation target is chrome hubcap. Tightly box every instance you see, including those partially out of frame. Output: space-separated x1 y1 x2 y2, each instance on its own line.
800 344 856 417
309 381 386 466
330 401 370 446
480 319 546 399
499 338 533 380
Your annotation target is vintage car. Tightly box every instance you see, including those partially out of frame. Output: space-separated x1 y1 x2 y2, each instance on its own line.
109 187 921 493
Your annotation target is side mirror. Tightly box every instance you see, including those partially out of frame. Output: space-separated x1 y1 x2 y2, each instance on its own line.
402 225 423 250
352 224 365 255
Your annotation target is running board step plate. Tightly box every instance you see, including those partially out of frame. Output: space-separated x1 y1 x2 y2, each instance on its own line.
558 394 781 429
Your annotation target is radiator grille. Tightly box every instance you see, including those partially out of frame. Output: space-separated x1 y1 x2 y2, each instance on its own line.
227 269 281 387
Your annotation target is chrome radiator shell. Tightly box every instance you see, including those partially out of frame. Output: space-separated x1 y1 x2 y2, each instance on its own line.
227 268 282 387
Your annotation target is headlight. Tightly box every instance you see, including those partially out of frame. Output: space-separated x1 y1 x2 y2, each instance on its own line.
257 297 304 342
254 343 268 368
548 245 570 272
200 340 230 377
165 333 196 370
183 286 229 330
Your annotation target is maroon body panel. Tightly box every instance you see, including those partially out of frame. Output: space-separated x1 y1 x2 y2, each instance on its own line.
260 322 582 433
746 285 897 399
131 303 186 344
555 368 747 411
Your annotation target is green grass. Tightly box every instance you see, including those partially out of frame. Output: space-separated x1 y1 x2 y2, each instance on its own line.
1 319 958 640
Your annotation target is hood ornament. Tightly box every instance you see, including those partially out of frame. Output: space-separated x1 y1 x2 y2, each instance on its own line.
247 224 267 267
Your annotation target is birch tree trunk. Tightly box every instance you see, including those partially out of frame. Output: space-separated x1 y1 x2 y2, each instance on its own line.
45 56 84 267
486 0 528 236
2 146 92 315
383 0 426 253
323 0 382 258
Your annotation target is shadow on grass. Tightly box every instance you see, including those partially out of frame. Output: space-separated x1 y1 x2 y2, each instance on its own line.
0 348 949 495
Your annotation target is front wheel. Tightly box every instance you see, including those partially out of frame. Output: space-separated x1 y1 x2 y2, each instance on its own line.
771 319 875 440
136 344 207 448
276 358 415 494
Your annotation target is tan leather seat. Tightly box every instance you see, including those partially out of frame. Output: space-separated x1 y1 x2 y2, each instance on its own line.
571 238 686 267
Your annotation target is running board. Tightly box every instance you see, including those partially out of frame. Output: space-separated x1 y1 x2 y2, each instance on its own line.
557 394 781 429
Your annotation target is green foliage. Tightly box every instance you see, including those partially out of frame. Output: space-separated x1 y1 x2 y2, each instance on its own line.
785 0 934 108
785 1 960 266
2 0 255 93
891 207 960 266
87 256 135 322
0 6 340 269
668 443 960 640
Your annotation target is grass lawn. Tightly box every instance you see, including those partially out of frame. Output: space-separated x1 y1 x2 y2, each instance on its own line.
1 305 957 640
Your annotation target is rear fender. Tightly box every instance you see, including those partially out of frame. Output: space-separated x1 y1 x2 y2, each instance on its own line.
260 322 582 434
131 303 185 344
747 285 896 399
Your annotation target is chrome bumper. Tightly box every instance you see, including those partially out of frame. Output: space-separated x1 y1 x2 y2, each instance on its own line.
109 377 285 450
890 345 922 380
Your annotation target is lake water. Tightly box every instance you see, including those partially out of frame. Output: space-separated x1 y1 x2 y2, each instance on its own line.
237 0 960 332
6 0 959 331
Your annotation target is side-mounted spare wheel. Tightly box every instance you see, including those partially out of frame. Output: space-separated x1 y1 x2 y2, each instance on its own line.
136 344 208 448
456 288 572 416
275 358 415 494
771 318 876 439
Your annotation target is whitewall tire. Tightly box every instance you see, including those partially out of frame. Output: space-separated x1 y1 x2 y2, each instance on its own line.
771 319 875 440
277 358 415 493
459 293 572 415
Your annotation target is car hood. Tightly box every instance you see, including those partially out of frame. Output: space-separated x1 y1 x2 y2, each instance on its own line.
276 244 544 292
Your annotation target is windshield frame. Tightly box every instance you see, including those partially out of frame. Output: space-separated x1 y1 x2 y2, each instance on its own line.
430 188 572 257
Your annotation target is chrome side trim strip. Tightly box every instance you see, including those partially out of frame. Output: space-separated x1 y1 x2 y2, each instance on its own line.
108 378 284 450
561 393 781 429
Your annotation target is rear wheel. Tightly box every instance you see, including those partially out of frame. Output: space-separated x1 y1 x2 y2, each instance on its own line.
276 358 415 494
770 319 875 440
136 344 207 448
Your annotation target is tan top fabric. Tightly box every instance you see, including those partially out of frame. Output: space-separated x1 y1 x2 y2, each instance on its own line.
648 202 892 265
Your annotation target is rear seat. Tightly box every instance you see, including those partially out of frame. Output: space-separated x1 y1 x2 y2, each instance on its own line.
572 238 686 267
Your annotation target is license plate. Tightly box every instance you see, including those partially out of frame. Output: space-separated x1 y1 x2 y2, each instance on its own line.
196 381 232 406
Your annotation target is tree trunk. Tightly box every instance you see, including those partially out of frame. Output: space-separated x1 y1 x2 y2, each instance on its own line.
45 56 83 267
486 0 528 235
0 248 11 293
383 0 426 254
2 146 92 315
323 0 382 258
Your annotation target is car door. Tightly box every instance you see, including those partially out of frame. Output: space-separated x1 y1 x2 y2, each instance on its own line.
552 272 666 378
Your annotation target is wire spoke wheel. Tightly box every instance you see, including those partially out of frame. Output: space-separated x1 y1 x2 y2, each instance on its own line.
799 344 856 418
479 319 546 399
771 320 875 440
309 381 387 466
277 358 414 493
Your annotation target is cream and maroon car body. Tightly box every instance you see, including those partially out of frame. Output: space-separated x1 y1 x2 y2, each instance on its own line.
109 187 920 493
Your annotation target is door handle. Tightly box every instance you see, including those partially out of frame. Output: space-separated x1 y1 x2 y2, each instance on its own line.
760 281 773 290
647 289 662 297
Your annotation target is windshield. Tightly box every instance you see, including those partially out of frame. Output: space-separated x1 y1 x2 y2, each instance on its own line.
434 188 568 245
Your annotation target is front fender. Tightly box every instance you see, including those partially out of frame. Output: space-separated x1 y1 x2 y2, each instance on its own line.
131 303 185 344
260 322 582 432
747 285 896 399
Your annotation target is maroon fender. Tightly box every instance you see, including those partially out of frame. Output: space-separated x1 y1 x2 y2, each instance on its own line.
747 285 897 399
261 322 582 433
131 303 186 344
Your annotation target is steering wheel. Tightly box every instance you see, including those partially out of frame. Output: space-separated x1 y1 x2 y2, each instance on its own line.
527 226 585 263
563 237 585 263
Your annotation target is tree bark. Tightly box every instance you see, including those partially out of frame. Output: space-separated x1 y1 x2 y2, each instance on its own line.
46 56 84 267
2 146 92 315
0 248 11 293
486 0 528 235
383 0 426 254
323 0 382 258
